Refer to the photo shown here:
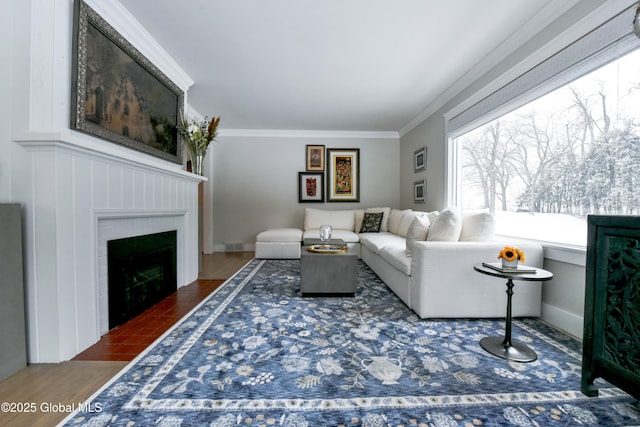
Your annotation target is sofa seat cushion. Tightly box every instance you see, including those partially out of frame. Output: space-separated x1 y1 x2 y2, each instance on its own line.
379 244 412 275
359 232 402 254
303 229 360 243
256 228 303 242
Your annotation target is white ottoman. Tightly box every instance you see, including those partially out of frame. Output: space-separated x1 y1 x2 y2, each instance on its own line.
255 228 303 259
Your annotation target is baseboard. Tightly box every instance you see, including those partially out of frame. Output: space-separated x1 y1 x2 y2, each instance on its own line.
541 302 584 340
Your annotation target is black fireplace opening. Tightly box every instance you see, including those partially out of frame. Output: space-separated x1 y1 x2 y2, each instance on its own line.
107 230 177 330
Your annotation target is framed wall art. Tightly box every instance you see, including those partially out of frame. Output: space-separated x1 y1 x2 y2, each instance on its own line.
327 148 359 202
298 172 324 203
306 145 325 171
414 146 427 172
71 0 184 164
414 179 426 203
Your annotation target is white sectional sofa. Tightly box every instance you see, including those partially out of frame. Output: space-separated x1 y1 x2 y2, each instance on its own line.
256 207 544 319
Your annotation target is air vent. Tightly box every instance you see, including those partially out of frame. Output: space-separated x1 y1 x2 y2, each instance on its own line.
224 242 244 252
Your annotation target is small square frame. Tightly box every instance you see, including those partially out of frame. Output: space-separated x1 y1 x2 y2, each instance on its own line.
414 146 427 172
414 179 426 203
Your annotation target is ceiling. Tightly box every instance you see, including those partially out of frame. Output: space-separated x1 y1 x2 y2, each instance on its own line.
118 0 570 134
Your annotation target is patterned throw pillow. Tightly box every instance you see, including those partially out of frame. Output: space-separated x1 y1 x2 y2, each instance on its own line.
360 212 383 233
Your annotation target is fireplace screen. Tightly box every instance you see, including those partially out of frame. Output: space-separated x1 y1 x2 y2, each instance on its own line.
107 230 177 330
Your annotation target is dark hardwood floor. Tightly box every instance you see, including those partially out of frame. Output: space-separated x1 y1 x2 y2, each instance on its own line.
0 252 254 427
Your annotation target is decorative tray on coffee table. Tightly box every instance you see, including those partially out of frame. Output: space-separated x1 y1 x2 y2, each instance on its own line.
306 244 348 254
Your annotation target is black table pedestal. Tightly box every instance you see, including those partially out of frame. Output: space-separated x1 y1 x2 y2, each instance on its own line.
479 278 537 362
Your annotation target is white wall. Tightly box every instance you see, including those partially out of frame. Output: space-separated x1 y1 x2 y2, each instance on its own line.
399 0 617 338
0 0 16 202
207 133 400 251
400 116 445 211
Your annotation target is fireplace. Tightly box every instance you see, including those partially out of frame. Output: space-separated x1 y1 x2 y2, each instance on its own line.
107 230 177 329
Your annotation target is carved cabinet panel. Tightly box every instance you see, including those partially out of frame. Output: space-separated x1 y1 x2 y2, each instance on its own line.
582 215 640 399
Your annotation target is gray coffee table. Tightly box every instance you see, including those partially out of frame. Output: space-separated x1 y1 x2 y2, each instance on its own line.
300 239 357 297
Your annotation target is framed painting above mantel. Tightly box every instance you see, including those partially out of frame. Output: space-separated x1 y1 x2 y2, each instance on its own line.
70 0 184 164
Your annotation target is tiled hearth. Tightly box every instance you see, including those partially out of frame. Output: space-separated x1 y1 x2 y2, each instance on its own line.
74 279 223 361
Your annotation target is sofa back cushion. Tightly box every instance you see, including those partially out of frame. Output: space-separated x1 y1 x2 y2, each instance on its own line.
304 208 355 231
387 209 410 235
459 211 496 241
354 210 365 234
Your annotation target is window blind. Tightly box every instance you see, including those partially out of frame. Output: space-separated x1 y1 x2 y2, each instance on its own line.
447 5 640 136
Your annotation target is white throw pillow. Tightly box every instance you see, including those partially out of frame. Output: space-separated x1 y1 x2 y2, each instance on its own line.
397 211 418 237
365 207 391 232
405 216 430 257
459 210 496 241
426 208 462 241
426 211 440 223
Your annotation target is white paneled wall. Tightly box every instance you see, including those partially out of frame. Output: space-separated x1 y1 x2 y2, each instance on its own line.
14 138 202 362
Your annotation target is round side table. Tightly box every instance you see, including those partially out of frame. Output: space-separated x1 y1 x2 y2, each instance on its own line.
473 263 553 362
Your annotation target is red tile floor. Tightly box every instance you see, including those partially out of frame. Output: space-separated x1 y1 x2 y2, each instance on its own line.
73 279 224 361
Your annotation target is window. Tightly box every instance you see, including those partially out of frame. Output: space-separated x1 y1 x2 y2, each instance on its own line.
447 6 640 246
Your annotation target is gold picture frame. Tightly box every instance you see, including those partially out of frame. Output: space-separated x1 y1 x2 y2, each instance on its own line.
306 145 325 171
327 148 360 202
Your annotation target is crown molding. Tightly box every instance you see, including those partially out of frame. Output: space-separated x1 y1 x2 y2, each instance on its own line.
441 0 634 125
399 0 580 137
84 0 194 92
218 128 399 140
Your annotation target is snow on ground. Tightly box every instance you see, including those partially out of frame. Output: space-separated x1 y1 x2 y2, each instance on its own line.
494 211 587 247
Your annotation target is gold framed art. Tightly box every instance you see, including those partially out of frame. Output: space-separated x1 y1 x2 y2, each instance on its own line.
327 148 359 202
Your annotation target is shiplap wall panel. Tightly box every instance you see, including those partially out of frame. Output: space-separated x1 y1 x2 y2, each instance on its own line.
122 167 135 210
54 151 78 360
73 156 98 354
92 161 108 210
32 151 59 359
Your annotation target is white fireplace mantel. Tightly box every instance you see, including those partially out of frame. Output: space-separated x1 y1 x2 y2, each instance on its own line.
13 133 204 363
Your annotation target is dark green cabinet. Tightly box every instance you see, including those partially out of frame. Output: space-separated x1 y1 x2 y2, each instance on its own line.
582 215 640 399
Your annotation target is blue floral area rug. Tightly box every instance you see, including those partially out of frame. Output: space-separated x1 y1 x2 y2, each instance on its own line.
62 259 639 426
